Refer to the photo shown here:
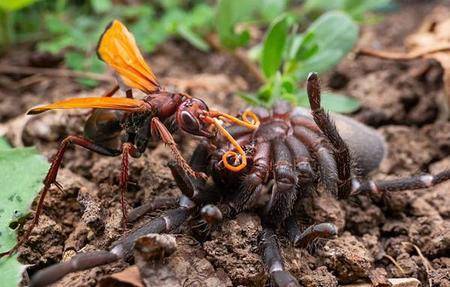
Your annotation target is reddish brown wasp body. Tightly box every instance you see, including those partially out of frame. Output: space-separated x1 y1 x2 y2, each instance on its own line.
0 20 259 258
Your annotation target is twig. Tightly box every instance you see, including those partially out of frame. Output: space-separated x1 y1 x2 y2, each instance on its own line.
0 64 114 83
402 242 434 287
205 34 266 85
358 44 450 61
383 254 405 275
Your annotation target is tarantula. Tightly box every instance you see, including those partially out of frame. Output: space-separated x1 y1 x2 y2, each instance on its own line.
29 74 450 287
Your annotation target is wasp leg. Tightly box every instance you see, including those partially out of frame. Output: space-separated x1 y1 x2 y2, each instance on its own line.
260 227 300 287
119 143 140 226
151 117 206 179
102 84 120 97
0 135 120 258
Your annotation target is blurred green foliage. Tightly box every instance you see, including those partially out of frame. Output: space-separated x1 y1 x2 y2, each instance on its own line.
216 0 288 49
303 0 394 22
241 12 361 113
0 0 391 111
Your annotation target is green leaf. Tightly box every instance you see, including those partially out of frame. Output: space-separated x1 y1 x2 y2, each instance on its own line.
296 91 360 113
0 146 48 286
261 14 289 78
0 147 49 252
0 138 10 150
0 0 36 12
303 0 342 13
90 0 111 14
238 92 266 106
303 0 392 21
216 0 256 49
294 32 318 61
0 255 25 286
177 26 210 52
295 11 358 80
258 0 289 22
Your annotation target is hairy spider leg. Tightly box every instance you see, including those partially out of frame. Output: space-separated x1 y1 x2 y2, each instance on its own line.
351 169 450 196
127 197 178 223
306 72 352 199
233 141 270 212
30 150 213 286
30 251 119 287
293 126 338 195
285 217 338 248
30 205 192 287
285 135 315 183
266 139 298 223
260 227 300 287
0 135 121 258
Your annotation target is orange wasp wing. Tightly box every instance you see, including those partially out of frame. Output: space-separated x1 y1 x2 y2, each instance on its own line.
27 97 149 115
97 20 160 94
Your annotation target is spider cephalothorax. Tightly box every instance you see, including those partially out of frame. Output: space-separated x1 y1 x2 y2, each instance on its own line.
206 73 387 224
30 74 450 287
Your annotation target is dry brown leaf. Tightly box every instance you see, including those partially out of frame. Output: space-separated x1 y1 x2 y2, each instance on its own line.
98 266 144 287
358 6 450 107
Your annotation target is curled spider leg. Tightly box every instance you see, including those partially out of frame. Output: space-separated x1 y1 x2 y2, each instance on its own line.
30 201 194 287
260 227 300 287
0 136 120 258
351 169 450 196
285 217 338 248
306 72 352 199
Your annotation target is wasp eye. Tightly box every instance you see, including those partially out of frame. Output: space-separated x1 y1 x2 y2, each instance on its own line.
180 111 201 134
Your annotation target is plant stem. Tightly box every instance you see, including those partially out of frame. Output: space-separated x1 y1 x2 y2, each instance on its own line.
0 11 13 52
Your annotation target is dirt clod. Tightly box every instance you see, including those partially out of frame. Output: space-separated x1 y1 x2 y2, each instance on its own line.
320 232 374 283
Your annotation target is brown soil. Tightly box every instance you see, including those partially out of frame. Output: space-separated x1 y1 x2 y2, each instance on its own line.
1 1 449 286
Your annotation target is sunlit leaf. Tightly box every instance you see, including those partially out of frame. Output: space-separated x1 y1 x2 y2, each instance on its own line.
0 144 49 286
0 0 36 12
258 0 289 22
296 91 360 113
0 255 26 286
90 0 112 14
177 26 210 52
261 15 289 78
216 0 256 49
295 11 358 80
0 147 48 252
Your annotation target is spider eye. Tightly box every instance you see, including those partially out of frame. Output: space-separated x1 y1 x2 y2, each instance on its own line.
180 111 201 134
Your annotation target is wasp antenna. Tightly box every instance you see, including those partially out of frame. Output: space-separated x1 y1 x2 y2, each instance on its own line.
209 110 260 130
211 118 247 172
